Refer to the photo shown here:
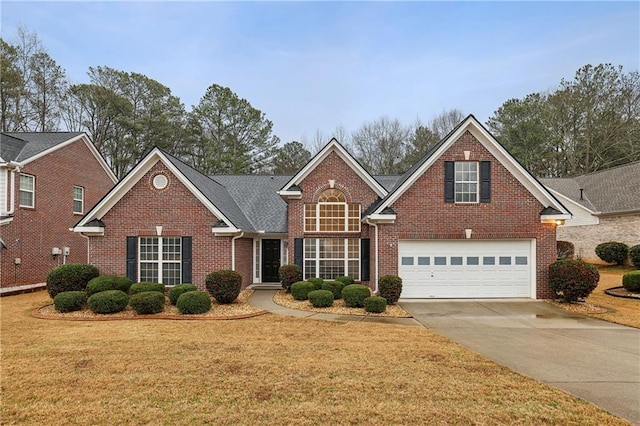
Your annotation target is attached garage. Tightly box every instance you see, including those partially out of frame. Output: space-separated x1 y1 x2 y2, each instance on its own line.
398 240 535 298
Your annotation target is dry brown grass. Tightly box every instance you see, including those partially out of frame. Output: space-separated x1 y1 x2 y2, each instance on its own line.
583 267 640 328
1 291 628 425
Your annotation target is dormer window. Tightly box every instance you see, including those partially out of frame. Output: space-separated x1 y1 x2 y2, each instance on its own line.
304 189 360 232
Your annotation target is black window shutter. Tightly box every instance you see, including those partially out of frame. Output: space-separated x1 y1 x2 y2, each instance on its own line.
360 238 370 281
294 238 303 269
444 161 455 203
480 161 491 203
181 236 192 283
126 236 137 282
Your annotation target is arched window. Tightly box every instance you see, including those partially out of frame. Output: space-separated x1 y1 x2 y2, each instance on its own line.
304 189 360 232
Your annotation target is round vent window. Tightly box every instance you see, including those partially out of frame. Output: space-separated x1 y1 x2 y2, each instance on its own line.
152 174 168 189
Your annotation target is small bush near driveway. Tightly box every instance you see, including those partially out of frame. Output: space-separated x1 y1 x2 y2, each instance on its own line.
595 242 629 265
549 259 600 303
622 270 640 292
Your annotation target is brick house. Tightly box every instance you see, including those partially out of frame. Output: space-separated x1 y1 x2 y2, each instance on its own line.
540 162 640 263
73 116 570 299
1 132 117 287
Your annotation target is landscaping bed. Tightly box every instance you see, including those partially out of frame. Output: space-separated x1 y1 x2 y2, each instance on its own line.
273 290 411 317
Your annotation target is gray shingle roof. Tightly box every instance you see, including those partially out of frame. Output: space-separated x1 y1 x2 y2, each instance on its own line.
541 161 640 214
1 132 84 162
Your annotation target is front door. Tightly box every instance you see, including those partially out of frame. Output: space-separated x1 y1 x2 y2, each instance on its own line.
261 239 281 282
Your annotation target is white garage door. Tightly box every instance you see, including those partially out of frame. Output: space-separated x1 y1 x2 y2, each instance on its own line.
398 240 534 298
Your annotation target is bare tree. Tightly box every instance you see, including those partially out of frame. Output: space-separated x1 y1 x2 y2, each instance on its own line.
351 116 411 174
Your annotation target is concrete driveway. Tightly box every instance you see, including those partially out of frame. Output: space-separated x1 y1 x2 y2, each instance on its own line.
400 299 640 425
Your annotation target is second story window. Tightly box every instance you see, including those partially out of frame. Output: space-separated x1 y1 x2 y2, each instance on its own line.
19 174 35 208
454 162 478 203
304 188 360 232
73 186 84 214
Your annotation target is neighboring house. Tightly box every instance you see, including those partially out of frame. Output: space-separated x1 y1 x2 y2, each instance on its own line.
0 132 117 287
540 161 640 262
73 115 570 299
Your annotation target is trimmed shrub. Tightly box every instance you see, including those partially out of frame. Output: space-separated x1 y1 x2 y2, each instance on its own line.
130 282 165 295
87 290 129 314
378 275 403 305
86 275 133 296
622 271 640 292
629 245 640 269
308 290 334 307
291 281 315 301
279 264 302 293
307 277 324 290
322 281 344 299
46 263 100 298
53 291 86 313
168 283 198 305
342 284 371 308
206 270 242 304
364 296 387 313
176 291 212 314
129 291 165 315
335 276 355 286
549 259 600 303
557 241 575 260
595 242 629 265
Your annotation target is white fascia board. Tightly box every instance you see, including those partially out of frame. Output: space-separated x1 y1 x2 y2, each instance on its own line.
364 213 397 223
213 227 241 236
72 226 105 236
76 149 237 230
276 190 302 199
540 213 572 220
374 116 571 216
279 139 387 198
0 217 13 226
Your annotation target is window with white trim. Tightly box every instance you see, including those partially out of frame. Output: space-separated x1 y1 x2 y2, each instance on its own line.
455 162 478 203
73 186 84 214
139 237 181 285
304 189 360 232
304 238 360 280
19 174 35 208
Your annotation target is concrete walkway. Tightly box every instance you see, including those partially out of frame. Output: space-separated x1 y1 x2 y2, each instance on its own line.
401 299 640 425
0 283 46 297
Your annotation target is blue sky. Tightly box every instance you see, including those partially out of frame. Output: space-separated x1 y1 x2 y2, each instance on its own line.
2 1 638 145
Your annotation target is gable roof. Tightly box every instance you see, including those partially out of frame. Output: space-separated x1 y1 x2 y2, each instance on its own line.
0 132 117 182
278 138 388 198
540 161 640 215
74 148 254 233
368 115 571 217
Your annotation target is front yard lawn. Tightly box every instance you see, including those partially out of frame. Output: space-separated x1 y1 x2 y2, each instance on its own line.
1 291 627 425
585 267 640 329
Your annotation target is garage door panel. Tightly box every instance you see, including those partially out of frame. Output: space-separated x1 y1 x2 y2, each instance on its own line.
398 240 533 298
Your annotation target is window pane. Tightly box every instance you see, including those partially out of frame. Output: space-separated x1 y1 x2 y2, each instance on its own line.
162 263 181 285
319 260 344 280
515 256 528 265
467 256 479 265
304 260 316 279
418 257 430 265
140 262 158 283
499 256 512 265
140 237 159 261
19 191 33 207
401 257 414 266
304 205 316 232
483 256 495 265
163 237 181 261
434 256 447 265
347 260 360 281
20 174 34 191
451 256 463 265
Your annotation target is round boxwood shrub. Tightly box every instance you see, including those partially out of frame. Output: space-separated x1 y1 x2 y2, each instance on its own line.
378 275 403 305
86 275 133 296
206 270 242 304
176 291 212 314
322 281 344 299
557 241 575 260
53 291 86 313
629 245 640 269
130 282 165 295
622 270 640 292
168 283 198 305
335 276 355 286
279 264 302 293
342 284 371 308
595 242 629 265
46 263 100 298
308 289 334 307
307 277 324 290
549 259 600 303
364 296 387 313
129 291 166 314
87 290 129 314
291 281 315 301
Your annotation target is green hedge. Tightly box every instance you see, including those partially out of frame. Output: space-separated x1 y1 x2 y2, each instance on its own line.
86 275 133 296
46 264 99 298
322 281 344 299
378 275 403 305
87 290 129 314
595 242 629 265
342 284 371 308
53 291 86 313
308 290 334 307
129 291 166 314
549 259 600 303
629 245 640 269
130 282 165 295
307 277 324 290
291 281 315 301
279 264 302 293
335 276 355 286
622 270 640 292
176 291 212 314
168 283 197 305
364 296 387 313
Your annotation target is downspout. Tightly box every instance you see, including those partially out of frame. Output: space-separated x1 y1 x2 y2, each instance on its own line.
231 232 245 271
81 233 90 263
4 163 21 215
364 218 379 294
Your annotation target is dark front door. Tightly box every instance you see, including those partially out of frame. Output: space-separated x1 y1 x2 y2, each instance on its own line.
261 239 281 282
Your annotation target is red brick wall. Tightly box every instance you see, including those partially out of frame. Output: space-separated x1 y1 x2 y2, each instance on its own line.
378 130 557 298
234 237 254 288
286 151 378 284
87 160 253 291
1 139 115 287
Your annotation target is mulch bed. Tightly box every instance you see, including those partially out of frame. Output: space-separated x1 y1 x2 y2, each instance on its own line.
605 286 640 299
547 300 608 314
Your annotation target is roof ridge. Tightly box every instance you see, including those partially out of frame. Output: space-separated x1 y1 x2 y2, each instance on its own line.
577 160 640 177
